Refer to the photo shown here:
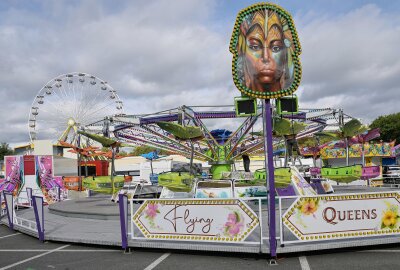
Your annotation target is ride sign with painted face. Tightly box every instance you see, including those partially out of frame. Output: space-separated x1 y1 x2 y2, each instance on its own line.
230 3 302 99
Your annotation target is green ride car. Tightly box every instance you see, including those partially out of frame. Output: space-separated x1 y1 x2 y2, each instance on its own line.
82 176 125 194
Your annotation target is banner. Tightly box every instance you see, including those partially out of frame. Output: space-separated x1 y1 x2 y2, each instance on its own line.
35 155 66 203
133 199 259 242
234 186 267 198
290 166 316 196
195 188 232 198
1 156 23 194
283 192 400 241
230 3 302 99
320 143 394 159
35 155 54 189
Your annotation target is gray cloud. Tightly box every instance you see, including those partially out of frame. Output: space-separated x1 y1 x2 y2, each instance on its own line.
297 4 400 123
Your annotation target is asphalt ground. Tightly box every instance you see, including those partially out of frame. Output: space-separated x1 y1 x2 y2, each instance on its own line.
0 225 400 270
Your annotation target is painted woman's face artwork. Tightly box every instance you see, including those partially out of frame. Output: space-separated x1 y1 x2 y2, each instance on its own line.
230 4 301 99
244 11 286 92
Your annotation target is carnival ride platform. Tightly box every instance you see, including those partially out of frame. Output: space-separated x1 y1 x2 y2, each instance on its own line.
48 195 125 220
2 185 400 255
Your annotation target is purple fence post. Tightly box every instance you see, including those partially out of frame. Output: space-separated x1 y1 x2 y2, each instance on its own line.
32 195 45 242
118 194 128 250
0 192 2 216
3 192 14 231
263 99 277 258
26 187 33 207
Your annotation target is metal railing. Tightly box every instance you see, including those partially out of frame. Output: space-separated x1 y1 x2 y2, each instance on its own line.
14 215 37 231
15 190 35 208
2 192 44 240
278 195 301 246
0 205 6 217
15 187 68 207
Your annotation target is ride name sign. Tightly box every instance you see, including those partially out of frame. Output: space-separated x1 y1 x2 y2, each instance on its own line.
283 192 400 241
133 199 259 242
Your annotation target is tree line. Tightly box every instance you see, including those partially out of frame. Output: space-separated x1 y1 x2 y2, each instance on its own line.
369 112 400 144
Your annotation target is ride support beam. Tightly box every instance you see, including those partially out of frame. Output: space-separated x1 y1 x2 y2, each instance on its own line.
263 99 277 258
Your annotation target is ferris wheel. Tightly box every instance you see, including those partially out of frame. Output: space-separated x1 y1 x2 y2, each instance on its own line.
28 72 124 145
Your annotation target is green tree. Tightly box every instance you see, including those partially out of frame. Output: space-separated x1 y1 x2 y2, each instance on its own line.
369 112 400 144
0 143 14 161
118 150 128 157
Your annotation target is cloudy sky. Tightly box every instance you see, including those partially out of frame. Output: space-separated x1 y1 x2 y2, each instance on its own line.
1 0 400 146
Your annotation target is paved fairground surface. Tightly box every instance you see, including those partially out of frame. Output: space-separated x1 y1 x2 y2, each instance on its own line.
1 224 400 270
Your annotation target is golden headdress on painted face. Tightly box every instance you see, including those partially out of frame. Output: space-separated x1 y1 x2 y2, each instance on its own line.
237 9 296 89
230 3 302 99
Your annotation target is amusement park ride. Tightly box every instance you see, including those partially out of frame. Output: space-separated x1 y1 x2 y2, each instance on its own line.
6 69 384 203
6 72 387 202
2 0 391 206
3 2 400 259
79 101 382 190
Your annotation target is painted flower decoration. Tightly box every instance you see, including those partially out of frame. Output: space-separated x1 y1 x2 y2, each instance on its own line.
381 204 400 229
382 211 397 227
224 212 244 237
298 198 319 216
145 203 160 219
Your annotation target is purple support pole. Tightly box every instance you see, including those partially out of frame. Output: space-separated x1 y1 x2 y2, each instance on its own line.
263 99 277 258
32 196 45 242
3 192 14 231
118 194 128 250
0 192 2 216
